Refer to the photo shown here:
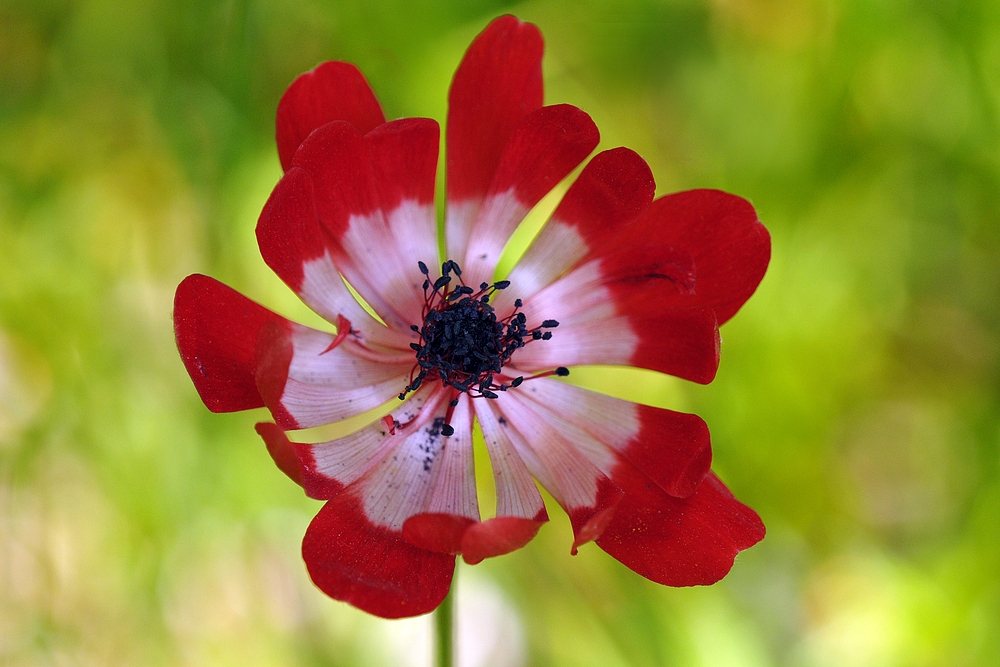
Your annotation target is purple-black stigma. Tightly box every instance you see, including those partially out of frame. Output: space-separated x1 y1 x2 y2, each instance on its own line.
399 260 565 435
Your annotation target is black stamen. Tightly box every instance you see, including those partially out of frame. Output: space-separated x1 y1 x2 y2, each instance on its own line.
400 260 563 403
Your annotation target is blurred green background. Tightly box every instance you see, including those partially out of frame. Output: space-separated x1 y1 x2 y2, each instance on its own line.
2 0 998 665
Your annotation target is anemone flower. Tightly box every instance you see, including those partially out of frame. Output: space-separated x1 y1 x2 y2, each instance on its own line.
174 15 770 619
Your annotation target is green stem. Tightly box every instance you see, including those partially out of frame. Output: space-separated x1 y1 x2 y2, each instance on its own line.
435 576 455 667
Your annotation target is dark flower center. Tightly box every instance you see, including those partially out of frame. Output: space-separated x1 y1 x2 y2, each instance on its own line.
399 260 566 434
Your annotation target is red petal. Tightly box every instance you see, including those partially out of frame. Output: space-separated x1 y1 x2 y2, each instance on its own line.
625 406 713 499
253 320 297 428
568 476 624 554
366 118 439 210
487 104 598 207
257 167 325 292
256 168 410 349
291 121 378 243
624 190 771 325
173 274 286 412
276 61 385 171
402 513 476 554
583 216 723 383
446 15 544 203
461 515 547 565
292 440 347 500
619 300 721 385
303 494 455 619
254 422 305 487
513 299 720 386
597 466 765 586
493 392 622 550
551 147 655 248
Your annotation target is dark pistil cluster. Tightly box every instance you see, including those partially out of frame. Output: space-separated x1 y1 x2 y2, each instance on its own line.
399 260 567 434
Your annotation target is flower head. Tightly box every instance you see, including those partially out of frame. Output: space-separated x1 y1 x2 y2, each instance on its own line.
174 16 770 619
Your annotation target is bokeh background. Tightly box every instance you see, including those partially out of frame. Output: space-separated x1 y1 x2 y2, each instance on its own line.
2 0 998 665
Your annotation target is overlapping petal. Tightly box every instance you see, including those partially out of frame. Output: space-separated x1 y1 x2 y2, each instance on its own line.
303 494 455 618
597 467 765 586
174 274 289 413
276 61 386 171
460 104 600 287
512 256 721 383
615 189 770 325
445 15 544 263
496 147 656 304
507 378 713 499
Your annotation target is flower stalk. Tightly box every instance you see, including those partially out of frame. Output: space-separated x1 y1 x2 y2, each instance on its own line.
435 576 454 667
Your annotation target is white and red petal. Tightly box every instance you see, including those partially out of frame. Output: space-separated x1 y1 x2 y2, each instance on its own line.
517 237 697 321
474 399 548 520
360 394 478 536
401 396 481 554
366 118 441 279
291 121 435 329
618 189 771 325
256 166 409 349
174 274 286 412
254 320 411 430
460 104 599 286
276 61 386 171
445 15 544 263
508 378 712 499
463 399 549 564
512 256 721 384
497 147 655 309
259 387 436 500
492 392 623 553
302 494 455 619
515 305 719 384
271 385 478 543
596 466 765 586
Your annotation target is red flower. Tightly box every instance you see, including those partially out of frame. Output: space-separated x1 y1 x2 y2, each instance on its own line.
174 15 770 619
